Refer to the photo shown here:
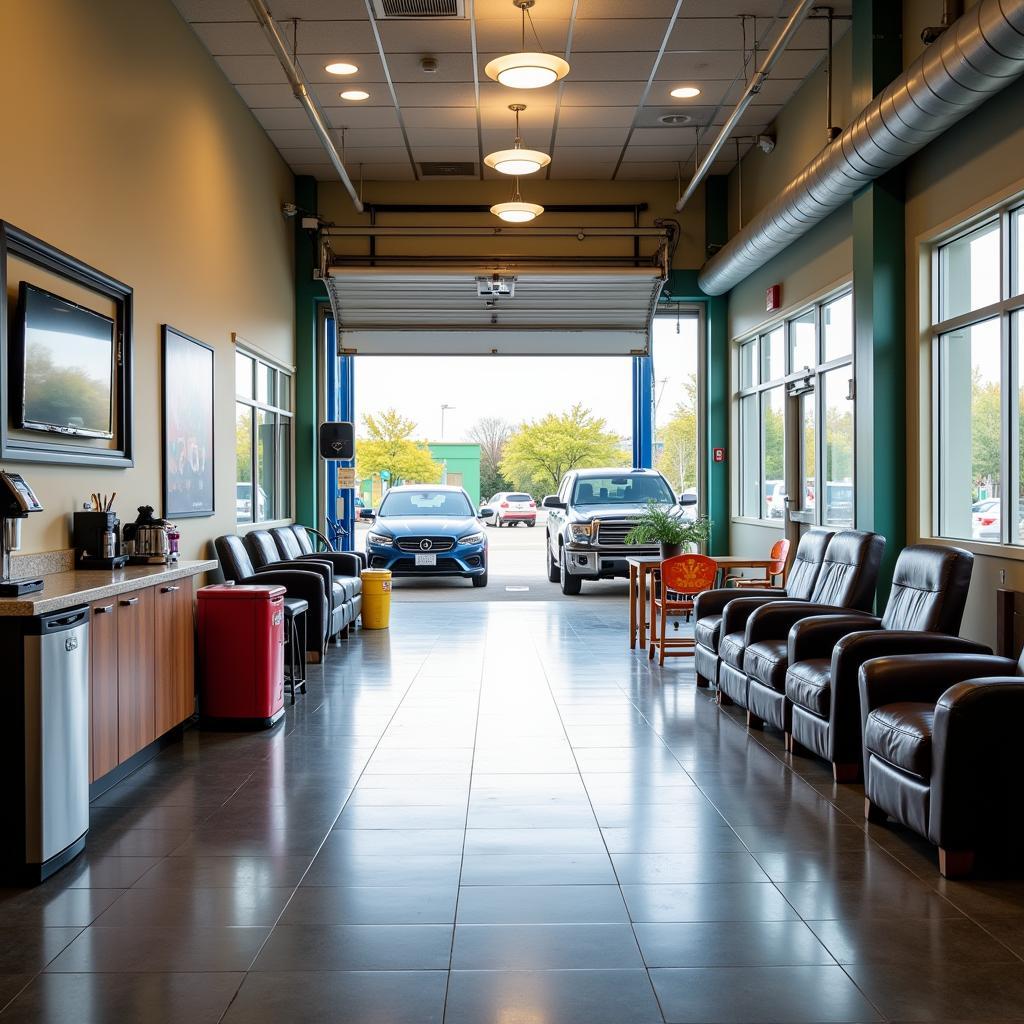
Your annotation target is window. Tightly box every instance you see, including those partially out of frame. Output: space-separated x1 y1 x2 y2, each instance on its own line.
735 290 854 525
932 200 1024 545
236 348 293 524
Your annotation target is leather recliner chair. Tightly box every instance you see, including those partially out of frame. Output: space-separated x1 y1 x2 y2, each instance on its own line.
273 524 367 571
786 544 983 781
859 652 1024 877
717 530 885 718
693 530 835 690
214 534 331 661
270 526 365 620
244 530 360 644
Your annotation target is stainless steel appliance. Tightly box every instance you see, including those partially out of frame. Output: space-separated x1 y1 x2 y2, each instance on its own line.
1 606 90 882
0 471 44 595
123 505 171 564
73 510 128 569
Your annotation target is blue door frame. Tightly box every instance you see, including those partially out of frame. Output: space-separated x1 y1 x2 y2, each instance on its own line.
325 316 357 551
632 355 654 469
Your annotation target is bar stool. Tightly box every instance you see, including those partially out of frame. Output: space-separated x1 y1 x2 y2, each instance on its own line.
283 597 308 704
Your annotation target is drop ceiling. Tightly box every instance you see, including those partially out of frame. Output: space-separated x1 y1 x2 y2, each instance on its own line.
172 0 851 183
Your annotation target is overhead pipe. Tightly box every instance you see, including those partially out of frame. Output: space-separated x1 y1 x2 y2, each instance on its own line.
698 0 1024 295
247 0 364 213
675 0 818 212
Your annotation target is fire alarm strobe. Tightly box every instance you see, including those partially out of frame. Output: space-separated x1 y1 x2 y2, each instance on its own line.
318 421 354 460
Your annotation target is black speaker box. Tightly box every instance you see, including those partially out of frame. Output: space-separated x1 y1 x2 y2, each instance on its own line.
318 421 354 460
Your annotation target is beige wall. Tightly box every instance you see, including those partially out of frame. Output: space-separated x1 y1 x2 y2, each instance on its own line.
1 0 295 559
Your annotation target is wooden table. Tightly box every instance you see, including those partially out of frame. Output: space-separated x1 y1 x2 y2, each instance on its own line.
628 555 780 650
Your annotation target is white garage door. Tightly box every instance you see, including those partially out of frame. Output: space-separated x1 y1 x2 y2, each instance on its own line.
325 265 666 356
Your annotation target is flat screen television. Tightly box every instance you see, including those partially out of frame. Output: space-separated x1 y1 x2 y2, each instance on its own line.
13 282 116 439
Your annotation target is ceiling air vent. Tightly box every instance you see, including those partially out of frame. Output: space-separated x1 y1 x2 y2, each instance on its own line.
658 113 692 126
420 161 477 177
372 0 465 17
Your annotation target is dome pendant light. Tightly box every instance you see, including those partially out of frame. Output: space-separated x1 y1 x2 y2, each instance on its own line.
484 104 551 176
490 176 544 223
485 0 570 90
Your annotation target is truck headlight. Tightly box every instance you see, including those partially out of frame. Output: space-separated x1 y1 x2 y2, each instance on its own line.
567 523 594 544
366 531 393 547
460 531 484 546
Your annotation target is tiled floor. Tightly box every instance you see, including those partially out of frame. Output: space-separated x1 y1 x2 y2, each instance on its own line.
3 600 1024 1022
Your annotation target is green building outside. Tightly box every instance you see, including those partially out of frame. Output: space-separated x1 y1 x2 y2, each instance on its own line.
428 442 481 506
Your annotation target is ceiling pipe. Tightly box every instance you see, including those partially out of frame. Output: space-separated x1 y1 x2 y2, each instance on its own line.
246 0 365 213
698 0 1024 295
675 0 818 213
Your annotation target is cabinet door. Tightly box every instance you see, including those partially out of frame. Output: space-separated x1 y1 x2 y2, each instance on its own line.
89 598 119 782
117 587 155 761
154 580 195 735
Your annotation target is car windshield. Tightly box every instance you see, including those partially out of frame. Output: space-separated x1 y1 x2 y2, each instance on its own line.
573 475 674 505
378 490 473 517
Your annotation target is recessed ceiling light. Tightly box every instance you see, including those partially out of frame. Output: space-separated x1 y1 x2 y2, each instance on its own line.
325 61 359 75
340 90 370 101
670 86 701 99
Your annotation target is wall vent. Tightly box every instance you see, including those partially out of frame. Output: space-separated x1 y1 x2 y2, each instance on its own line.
419 161 477 177
372 0 465 17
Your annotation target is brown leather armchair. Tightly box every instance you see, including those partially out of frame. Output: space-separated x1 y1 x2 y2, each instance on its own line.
717 530 884 718
786 545 982 781
859 652 1024 877
693 530 834 690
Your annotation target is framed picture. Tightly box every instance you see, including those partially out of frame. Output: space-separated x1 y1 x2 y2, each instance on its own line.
162 325 214 518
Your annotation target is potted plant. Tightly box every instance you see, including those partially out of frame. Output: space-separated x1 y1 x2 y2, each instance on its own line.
625 502 712 559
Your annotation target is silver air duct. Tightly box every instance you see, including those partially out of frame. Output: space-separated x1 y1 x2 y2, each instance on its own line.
697 0 1024 296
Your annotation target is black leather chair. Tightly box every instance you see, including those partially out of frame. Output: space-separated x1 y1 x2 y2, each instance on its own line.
214 535 331 662
273 524 367 571
244 530 360 644
859 652 1023 877
693 531 835 690
717 530 885 719
786 544 982 781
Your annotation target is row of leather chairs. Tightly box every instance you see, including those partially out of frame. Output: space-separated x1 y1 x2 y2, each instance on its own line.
215 525 364 662
691 530 1023 877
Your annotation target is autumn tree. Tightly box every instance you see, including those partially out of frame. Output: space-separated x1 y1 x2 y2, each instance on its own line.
469 416 512 498
500 404 628 492
356 408 441 486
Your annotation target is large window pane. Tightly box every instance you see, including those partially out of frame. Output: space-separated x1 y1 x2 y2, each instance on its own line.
739 341 755 389
256 410 277 523
801 392 816 513
739 394 760 517
236 352 254 400
939 220 1000 321
790 311 816 372
1018 311 1024 544
1014 208 1024 298
762 386 785 519
822 293 853 361
938 318 1001 540
278 372 292 412
235 404 253 524
277 418 292 519
822 370 854 526
760 327 785 382
257 363 276 406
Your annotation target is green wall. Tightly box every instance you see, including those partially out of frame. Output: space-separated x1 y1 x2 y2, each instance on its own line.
429 443 482 505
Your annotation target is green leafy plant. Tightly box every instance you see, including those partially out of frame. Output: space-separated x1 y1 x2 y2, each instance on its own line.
625 502 712 548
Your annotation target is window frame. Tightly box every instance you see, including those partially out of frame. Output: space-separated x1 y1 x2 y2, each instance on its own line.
235 345 294 526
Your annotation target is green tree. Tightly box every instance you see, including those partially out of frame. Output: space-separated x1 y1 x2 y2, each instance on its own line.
655 376 698 493
500 403 628 492
970 372 1000 495
356 408 442 486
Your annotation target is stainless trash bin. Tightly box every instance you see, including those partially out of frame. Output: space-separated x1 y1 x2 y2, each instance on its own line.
1 606 90 883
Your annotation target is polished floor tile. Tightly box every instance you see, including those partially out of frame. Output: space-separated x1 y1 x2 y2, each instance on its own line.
455 884 631 924
451 923 644 969
251 924 452 971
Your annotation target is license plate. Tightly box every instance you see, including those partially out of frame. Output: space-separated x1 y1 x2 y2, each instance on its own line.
415 553 437 566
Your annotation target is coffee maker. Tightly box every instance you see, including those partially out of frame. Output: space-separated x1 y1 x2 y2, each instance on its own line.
123 506 172 565
0 471 44 596
73 510 128 569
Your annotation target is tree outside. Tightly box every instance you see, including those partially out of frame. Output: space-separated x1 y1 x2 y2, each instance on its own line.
501 403 628 493
356 408 442 487
469 416 513 497
655 375 697 494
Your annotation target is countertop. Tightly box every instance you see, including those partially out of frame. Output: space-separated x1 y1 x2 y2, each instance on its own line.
0 560 217 616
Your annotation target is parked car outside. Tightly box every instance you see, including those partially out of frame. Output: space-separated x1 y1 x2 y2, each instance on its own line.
971 498 999 538
975 499 1024 542
764 479 786 519
361 484 492 587
480 492 537 528
543 467 694 595
236 482 269 521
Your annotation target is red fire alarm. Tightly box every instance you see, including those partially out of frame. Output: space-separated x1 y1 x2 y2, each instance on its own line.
766 284 782 311
713 447 726 463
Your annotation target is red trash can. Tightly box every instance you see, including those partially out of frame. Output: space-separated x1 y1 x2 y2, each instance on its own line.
198 583 286 728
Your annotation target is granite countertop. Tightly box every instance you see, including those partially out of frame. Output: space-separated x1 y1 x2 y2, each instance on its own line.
0 560 217 616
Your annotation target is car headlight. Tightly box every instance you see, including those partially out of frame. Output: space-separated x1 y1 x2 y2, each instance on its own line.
567 523 594 543
366 531 393 547
460 531 484 546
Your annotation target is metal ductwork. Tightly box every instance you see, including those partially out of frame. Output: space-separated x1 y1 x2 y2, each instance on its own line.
698 0 1024 296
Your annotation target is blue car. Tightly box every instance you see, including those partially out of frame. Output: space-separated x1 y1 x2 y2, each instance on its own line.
362 485 491 587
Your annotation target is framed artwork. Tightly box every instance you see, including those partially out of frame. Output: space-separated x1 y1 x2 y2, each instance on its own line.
161 325 214 518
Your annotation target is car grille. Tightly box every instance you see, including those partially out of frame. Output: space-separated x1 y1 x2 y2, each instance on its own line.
593 519 643 548
392 557 462 573
395 536 456 553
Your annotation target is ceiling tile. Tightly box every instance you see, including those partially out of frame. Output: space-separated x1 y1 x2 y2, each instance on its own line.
250 0 367 16
394 81 477 106
409 146 480 161
296 20 378 52
386 51 475 82
773 49 826 80
302 53 387 83
377 19 472 52
655 50 743 80
581 0 682 16
407 128 480 147
325 106 402 129
560 81 648 106
403 106 478 128
190 21 272 54
668 18 747 52
630 126 701 147
555 106 636 129
215 54 289 83
552 126 630 147
616 161 681 180
171 0 254 21
548 161 617 179
474 18 571 53
329 146 413 162
547 51 657 81
623 144 691 162
356 162 417 180
552 145 624 161
572 19 672 52
235 83 297 106
474 0 576 18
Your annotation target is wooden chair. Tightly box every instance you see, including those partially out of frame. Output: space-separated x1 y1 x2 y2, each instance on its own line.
725 538 790 589
649 554 719 665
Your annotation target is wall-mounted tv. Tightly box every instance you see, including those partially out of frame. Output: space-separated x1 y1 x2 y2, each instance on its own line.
13 282 116 439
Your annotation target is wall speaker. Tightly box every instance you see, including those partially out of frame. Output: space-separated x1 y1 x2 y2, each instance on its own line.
318 421 354 460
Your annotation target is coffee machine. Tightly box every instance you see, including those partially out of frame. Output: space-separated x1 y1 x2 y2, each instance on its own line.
123 506 172 564
0 471 45 596
73 510 128 569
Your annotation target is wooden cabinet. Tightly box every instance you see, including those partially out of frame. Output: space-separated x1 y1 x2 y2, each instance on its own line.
154 582 195 736
117 586 155 762
89 598 119 783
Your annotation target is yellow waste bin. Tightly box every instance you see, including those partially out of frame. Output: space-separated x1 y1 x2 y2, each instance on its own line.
360 568 392 629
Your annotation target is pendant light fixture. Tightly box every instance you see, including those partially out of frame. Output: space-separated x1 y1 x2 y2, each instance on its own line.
484 104 551 176
485 0 569 90
490 177 544 223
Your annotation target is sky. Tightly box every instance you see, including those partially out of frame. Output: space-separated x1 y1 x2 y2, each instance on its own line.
353 314 699 442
